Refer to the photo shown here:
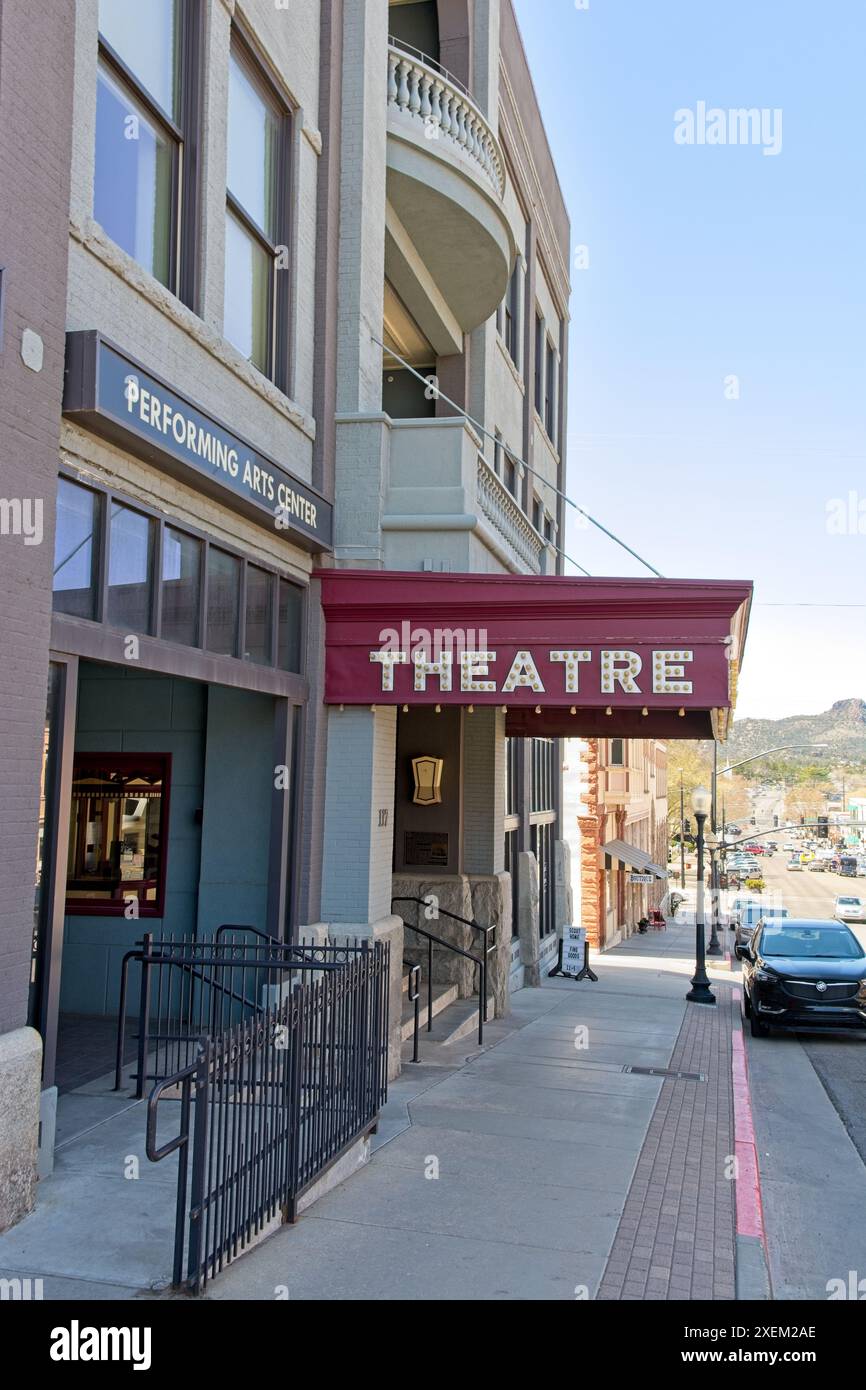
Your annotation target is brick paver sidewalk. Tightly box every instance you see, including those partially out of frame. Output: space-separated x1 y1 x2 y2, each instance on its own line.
597 980 737 1301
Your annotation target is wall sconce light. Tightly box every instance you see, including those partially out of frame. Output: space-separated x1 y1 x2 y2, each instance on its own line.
412 755 444 806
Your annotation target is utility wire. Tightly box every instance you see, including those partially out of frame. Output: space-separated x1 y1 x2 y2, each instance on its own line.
374 336 664 579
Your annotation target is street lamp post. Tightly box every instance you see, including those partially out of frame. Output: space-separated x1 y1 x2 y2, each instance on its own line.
686 785 716 1006
707 744 722 956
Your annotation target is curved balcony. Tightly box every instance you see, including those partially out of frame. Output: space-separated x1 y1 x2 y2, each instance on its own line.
386 42 513 336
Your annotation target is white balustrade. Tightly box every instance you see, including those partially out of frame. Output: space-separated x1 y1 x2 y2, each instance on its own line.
476 454 545 574
387 45 505 200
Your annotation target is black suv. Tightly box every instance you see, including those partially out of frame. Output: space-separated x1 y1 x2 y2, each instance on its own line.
739 918 866 1038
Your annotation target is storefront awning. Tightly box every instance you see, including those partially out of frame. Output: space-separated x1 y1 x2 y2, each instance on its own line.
602 839 669 879
316 570 752 739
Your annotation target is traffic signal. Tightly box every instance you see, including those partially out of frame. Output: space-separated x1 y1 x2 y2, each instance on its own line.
817 816 828 839
773 814 779 828
684 818 691 834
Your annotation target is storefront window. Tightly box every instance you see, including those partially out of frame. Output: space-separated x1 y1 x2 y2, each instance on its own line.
206 548 241 656
107 503 155 633
66 754 170 916
53 476 305 676
162 526 201 646
53 479 101 620
277 579 303 673
244 564 273 665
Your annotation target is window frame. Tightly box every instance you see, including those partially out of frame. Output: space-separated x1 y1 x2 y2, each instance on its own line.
53 469 307 676
96 1 202 307
534 310 544 415
225 31 294 389
502 263 520 369
544 332 557 442
65 751 172 918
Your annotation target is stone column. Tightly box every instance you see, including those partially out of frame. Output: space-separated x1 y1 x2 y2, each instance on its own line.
470 872 512 1018
554 839 574 931
517 850 541 985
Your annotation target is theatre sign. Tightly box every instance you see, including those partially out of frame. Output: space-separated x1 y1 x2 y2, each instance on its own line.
317 570 752 739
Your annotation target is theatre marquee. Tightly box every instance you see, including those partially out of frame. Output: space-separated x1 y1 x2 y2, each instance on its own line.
317 570 752 739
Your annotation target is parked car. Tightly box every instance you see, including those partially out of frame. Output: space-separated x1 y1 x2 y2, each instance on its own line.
733 903 790 952
727 855 754 872
739 918 866 1038
786 858 803 872
834 895 866 923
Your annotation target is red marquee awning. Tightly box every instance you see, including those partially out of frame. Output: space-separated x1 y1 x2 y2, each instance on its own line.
316 570 752 739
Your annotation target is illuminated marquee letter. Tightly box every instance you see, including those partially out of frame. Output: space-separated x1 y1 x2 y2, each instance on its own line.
370 651 407 691
550 650 591 693
600 650 642 694
460 651 497 692
652 650 693 694
502 650 545 694
413 651 452 691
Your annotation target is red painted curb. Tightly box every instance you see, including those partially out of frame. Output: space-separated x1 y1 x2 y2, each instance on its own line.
731 990 767 1247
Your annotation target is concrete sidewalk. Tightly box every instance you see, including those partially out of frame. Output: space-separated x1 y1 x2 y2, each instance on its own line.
205 915 738 1301
0 915 740 1301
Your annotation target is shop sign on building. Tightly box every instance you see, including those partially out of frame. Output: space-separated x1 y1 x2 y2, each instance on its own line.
63 331 333 552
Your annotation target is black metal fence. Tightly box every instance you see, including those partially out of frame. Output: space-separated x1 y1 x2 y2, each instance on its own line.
132 930 389 1293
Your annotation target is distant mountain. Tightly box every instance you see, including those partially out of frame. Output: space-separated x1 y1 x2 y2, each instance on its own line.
722 699 866 766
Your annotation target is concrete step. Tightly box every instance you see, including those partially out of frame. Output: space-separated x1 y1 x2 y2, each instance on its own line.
400 980 459 1039
402 994 496 1052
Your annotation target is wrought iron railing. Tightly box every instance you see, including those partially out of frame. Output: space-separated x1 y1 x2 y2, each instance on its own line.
392 897 495 1049
140 930 390 1293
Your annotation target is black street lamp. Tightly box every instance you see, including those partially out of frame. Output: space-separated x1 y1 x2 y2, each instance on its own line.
686 785 716 1006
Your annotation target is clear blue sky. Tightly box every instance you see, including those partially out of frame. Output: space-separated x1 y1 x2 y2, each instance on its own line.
514 0 866 718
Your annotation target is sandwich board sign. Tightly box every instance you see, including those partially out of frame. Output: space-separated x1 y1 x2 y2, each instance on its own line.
562 925 586 976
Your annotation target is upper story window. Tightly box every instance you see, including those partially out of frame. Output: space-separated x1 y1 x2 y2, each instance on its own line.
544 335 557 442
534 311 544 415
225 39 292 386
503 263 520 370
95 0 199 302
610 738 626 767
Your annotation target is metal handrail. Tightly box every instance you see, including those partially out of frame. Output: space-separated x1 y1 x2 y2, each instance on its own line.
404 961 421 1063
115 931 346 1095
145 1058 197 1287
392 897 495 1046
